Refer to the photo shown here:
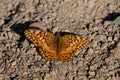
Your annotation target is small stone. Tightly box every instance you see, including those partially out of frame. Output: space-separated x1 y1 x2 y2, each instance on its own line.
34 60 45 67
0 36 6 40
7 32 13 39
87 48 94 55
33 78 39 80
90 64 98 70
94 26 99 31
64 0 72 2
11 61 17 66
4 50 13 57
91 41 97 48
96 35 106 42
31 44 35 47
89 71 95 76
27 48 36 54
101 43 107 50
17 48 20 52
75 76 87 80
11 47 16 52
94 50 99 54
0 18 4 26
113 47 120 59
22 39 30 48
44 74 51 80
108 36 112 41
114 33 119 41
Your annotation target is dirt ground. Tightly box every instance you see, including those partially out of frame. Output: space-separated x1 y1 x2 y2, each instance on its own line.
0 0 120 80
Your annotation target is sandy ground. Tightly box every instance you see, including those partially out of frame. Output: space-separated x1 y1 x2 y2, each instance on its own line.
0 0 120 80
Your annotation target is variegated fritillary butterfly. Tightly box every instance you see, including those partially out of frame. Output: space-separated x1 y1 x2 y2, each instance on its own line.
24 29 89 61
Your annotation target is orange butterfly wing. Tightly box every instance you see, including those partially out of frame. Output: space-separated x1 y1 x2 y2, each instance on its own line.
25 29 57 60
58 35 89 61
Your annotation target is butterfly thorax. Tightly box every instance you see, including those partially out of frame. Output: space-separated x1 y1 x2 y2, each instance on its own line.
54 33 61 54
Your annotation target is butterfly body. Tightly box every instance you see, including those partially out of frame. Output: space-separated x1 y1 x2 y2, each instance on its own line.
25 29 89 61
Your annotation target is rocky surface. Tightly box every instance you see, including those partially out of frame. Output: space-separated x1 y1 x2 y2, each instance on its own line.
0 0 120 80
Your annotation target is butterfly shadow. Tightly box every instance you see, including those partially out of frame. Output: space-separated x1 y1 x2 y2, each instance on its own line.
10 21 41 48
54 31 82 37
10 21 41 41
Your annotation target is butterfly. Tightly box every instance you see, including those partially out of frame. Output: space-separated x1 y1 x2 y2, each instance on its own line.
24 29 89 61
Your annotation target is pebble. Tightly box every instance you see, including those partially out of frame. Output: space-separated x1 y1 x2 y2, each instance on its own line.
0 36 6 40
94 50 99 54
0 18 4 26
91 41 97 48
108 36 112 41
114 35 118 41
22 39 30 48
75 76 87 80
7 32 13 39
44 74 51 80
11 47 16 52
11 61 17 66
87 48 94 55
4 50 13 57
93 26 99 31
89 71 95 76
34 60 45 67
96 35 106 42
27 48 36 54
33 78 39 80
101 43 107 50
90 64 98 71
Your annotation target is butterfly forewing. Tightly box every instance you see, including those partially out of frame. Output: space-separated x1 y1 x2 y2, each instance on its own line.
25 29 57 60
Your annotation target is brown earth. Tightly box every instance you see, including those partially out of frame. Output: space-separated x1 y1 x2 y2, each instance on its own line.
0 0 120 80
